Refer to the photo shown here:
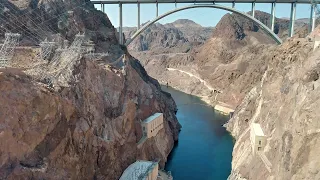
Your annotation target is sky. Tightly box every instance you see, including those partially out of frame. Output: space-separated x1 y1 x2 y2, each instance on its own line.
93 3 312 27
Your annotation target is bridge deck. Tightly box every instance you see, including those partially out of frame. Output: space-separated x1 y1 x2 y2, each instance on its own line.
91 0 320 4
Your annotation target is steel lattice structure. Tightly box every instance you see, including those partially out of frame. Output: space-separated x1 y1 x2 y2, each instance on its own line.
68 33 86 54
39 39 56 60
0 33 21 68
53 33 85 63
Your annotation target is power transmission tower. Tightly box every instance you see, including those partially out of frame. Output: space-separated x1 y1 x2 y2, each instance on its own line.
47 33 85 83
81 40 95 60
69 33 85 53
63 33 85 61
39 38 56 60
51 33 85 67
51 40 69 62
81 40 95 54
0 33 21 68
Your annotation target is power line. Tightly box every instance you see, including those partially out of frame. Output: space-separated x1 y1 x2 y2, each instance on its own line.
2 0 61 34
0 15 42 43
0 0 97 44
0 0 108 48
0 9 44 42
0 2 57 38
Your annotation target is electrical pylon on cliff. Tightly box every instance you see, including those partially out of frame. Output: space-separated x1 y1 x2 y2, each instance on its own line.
49 33 85 80
51 40 69 62
63 33 85 62
39 38 56 60
0 33 21 68
81 40 95 54
68 33 85 54
51 33 85 66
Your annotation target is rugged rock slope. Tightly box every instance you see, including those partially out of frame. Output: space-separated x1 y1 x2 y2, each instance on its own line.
124 19 212 53
0 0 181 179
227 38 320 180
129 11 309 108
0 57 180 179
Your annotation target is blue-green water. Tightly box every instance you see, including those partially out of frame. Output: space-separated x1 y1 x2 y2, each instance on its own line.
163 86 234 180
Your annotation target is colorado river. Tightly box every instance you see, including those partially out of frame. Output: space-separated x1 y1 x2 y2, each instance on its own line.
163 86 233 180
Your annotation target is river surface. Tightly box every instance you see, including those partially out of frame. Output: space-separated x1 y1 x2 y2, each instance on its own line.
163 86 234 180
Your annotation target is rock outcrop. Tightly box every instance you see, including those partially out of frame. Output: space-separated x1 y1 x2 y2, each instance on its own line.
124 19 212 53
226 38 320 180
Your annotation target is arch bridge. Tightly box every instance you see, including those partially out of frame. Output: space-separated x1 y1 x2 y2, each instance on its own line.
91 0 320 45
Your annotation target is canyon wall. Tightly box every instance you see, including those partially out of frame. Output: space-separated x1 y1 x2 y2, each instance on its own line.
227 38 320 180
126 8 320 180
0 0 181 179
128 11 309 108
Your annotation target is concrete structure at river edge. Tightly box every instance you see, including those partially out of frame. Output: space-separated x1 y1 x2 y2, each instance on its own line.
250 123 267 154
119 160 159 180
142 113 164 138
214 104 235 117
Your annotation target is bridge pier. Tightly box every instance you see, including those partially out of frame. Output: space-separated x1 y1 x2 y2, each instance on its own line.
251 2 255 18
309 3 316 33
156 2 159 17
289 2 296 38
271 3 276 32
119 3 123 45
232 2 235 8
138 3 140 30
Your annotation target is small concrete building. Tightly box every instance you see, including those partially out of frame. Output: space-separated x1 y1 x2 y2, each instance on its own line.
250 123 266 154
142 113 164 138
119 160 159 180
314 36 320 50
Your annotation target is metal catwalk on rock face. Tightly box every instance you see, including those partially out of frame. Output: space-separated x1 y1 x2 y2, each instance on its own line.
125 4 282 45
92 0 320 45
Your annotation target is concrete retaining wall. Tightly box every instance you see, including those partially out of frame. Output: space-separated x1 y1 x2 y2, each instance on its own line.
214 104 234 116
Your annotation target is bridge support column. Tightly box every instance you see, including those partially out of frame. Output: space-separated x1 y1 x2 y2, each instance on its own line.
271 3 276 32
232 2 235 8
101 3 103 12
251 2 255 18
137 3 140 30
103 4 105 13
309 3 316 33
119 3 123 45
156 2 159 17
289 2 296 38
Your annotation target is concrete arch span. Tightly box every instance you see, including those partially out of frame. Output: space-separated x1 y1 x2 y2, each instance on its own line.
125 4 283 46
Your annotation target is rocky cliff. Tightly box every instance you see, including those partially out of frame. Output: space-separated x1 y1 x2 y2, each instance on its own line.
0 0 180 179
128 10 309 108
226 37 320 180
